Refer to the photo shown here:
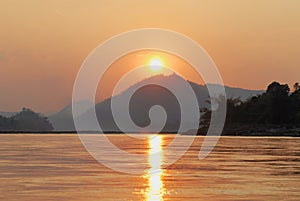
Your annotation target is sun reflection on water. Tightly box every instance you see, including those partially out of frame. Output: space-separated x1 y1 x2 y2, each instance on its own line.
145 135 165 201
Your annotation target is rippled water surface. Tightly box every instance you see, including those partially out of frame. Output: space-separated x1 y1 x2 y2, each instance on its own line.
0 134 300 201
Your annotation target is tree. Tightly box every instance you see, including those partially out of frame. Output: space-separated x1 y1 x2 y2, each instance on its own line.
263 82 291 123
290 82 300 124
11 108 54 131
225 97 242 123
294 82 300 91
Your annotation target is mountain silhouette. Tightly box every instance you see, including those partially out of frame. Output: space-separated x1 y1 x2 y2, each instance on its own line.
48 100 93 131
50 74 263 132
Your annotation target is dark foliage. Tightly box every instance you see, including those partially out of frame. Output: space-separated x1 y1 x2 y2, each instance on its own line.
0 108 54 132
200 82 300 131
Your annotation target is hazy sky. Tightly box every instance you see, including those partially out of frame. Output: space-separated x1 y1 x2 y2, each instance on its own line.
0 0 299 113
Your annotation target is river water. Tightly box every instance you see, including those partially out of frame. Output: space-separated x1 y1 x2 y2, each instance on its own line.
0 134 299 200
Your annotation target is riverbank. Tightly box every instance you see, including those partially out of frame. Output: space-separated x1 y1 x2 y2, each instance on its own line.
194 124 300 137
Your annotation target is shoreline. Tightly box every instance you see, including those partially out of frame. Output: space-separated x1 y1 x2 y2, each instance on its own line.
193 124 300 137
0 131 299 137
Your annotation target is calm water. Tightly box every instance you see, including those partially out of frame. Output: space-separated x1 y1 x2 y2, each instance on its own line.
0 134 300 201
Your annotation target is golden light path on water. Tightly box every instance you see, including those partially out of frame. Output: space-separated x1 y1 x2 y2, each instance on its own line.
145 135 166 201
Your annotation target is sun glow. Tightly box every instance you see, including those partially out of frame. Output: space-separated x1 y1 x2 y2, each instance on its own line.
149 58 163 72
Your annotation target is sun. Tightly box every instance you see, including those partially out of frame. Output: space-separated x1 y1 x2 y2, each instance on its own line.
149 58 163 72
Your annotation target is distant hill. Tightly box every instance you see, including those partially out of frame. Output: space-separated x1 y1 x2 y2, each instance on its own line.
49 74 263 132
0 108 53 132
48 100 93 131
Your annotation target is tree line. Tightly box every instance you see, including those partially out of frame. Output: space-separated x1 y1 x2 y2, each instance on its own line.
0 108 53 132
200 82 300 135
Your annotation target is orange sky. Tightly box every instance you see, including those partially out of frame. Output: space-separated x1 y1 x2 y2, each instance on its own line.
0 0 299 113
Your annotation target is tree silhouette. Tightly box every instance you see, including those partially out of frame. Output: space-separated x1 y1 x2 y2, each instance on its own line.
0 108 54 132
291 83 300 124
199 81 300 135
263 82 291 123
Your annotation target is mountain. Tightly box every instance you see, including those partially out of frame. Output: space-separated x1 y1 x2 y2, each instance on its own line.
49 74 263 132
48 100 93 131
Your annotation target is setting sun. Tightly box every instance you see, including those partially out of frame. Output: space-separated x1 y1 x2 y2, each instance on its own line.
149 58 163 72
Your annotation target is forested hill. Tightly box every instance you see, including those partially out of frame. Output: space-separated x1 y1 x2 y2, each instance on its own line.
0 108 53 132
